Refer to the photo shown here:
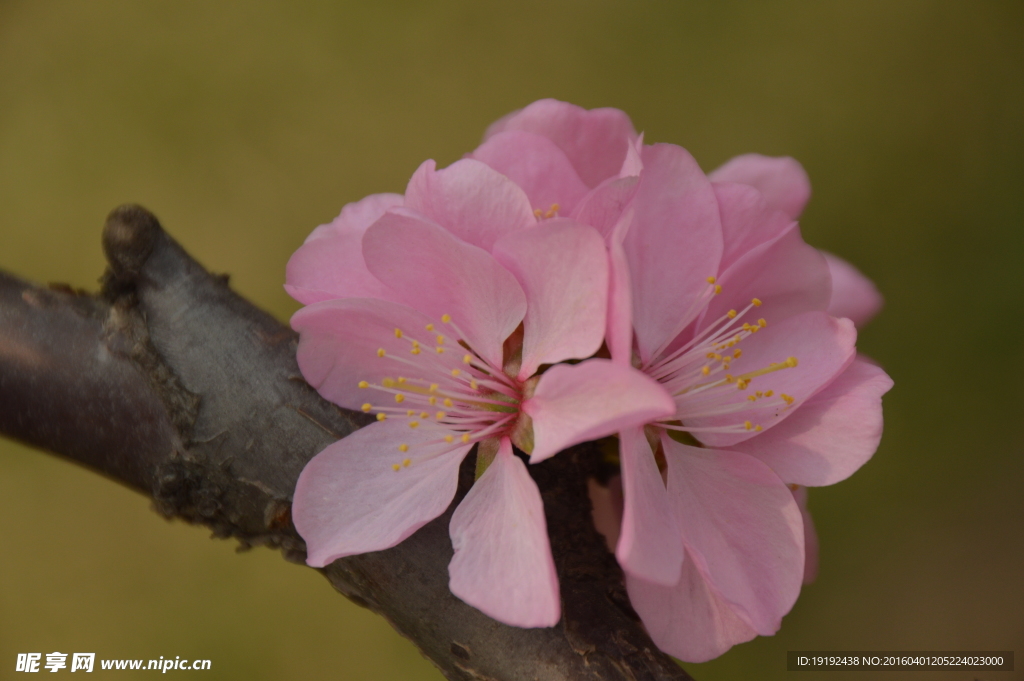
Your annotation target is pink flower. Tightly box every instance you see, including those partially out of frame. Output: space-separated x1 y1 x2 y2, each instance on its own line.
286 138 673 628
483 102 892 661
601 146 891 662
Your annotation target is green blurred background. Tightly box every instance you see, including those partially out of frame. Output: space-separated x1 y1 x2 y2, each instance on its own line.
1 2 1021 679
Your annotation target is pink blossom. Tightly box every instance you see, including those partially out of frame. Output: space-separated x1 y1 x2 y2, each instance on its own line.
485 103 892 662
616 149 890 660
286 138 673 628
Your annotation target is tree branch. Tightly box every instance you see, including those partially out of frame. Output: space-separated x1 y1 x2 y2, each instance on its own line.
0 204 693 681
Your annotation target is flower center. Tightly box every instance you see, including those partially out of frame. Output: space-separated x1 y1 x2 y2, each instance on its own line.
643 279 799 436
357 314 525 470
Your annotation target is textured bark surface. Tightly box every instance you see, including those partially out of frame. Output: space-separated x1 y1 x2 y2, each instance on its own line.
0 204 694 681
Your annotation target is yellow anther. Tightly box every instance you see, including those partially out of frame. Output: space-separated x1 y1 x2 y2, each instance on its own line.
747 395 757 402
750 325 760 333
436 335 445 345
725 374 735 383
411 340 420 347
743 323 752 331
463 354 473 364
397 377 407 385
733 349 742 358
451 369 461 377
382 378 396 388
394 328 403 339
429 383 439 393
785 356 799 367
392 463 401 471
428 396 437 405
398 444 409 453
443 398 453 408
737 379 749 390
402 458 411 467
470 379 478 389
707 276 717 284
376 413 387 421
436 347 445 354
533 208 544 217
358 381 369 389
751 298 762 307
361 403 372 413
744 420 753 430
409 421 420 429
425 323 435 331
394 394 405 404
707 352 718 359
781 394 794 405
444 434 454 443
755 425 763 431
764 390 774 397
461 434 471 443
411 347 421 355
406 410 415 416
714 285 723 294
420 411 429 418
727 309 737 319
756 391 763 397
377 348 386 358
758 318 767 328
702 366 711 376
441 314 452 323
436 411 446 420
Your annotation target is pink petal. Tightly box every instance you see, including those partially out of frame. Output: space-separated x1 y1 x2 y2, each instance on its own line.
324 193 405 235
471 130 590 216
663 437 805 635
363 210 527 368
709 154 811 220
626 549 758 663
686 312 857 448
713 182 795 272
284 193 404 305
792 485 819 584
606 216 635 365
404 159 536 252
285 227 399 305
700 221 831 333
524 359 675 463
822 251 884 327
448 438 560 627
291 297 446 411
625 144 723 363
293 420 471 567
619 133 644 177
616 427 683 585
492 220 608 378
729 357 893 486
570 174 640 240
484 99 638 188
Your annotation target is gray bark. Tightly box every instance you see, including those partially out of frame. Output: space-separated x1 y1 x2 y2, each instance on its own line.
0 204 694 681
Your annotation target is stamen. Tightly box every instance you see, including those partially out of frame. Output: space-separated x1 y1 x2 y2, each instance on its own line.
361 403 372 412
